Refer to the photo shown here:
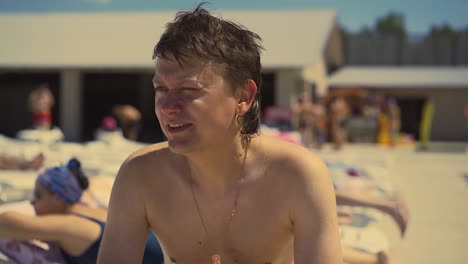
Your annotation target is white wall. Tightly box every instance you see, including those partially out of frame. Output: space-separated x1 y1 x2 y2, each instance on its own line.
430 90 468 141
302 57 328 97
382 88 468 141
275 68 304 107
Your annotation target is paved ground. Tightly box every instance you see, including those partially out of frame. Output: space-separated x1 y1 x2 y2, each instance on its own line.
316 142 468 264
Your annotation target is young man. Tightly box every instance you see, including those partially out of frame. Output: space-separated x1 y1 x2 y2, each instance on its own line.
98 5 342 264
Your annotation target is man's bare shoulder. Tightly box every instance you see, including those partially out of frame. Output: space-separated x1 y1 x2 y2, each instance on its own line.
127 141 169 160
254 135 325 165
253 135 329 183
116 141 176 183
254 135 336 226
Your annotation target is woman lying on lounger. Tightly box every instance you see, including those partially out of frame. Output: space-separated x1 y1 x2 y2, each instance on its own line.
0 158 163 264
0 152 44 170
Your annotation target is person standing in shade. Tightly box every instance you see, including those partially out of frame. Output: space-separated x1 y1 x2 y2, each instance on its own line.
292 91 316 148
28 84 55 130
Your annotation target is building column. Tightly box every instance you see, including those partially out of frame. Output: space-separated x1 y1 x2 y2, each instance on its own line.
275 69 303 107
60 70 82 142
139 73 154 115
302 57 328 97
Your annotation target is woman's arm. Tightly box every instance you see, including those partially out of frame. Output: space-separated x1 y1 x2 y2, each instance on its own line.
0 211 102 256
0 212 69 242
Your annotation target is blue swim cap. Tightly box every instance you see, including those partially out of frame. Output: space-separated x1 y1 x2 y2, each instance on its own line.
36 165 82 203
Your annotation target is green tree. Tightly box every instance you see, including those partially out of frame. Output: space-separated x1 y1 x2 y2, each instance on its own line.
459 27 468 37
338 23 350 38
358 25 374 37
429 23 456 38
375 11 406 38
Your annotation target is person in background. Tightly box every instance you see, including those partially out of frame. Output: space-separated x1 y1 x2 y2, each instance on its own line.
335 189 409 237
0 153 44 171
329 96 350 150
94 116 124 142
387 97 401 146
311 96 328 149
0 158 163 264
292 91 316 148
28 84 55 130
112 105 142 141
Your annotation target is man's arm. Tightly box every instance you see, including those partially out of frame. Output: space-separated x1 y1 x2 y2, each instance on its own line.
290 150 343 264
97 158 150 264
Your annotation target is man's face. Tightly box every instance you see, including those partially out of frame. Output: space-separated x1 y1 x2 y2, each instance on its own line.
153 55 239 154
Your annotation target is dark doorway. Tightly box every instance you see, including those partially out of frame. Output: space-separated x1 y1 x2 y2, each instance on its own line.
0 72 60 138
82 73 165 143
398 97 426 140
82 73 140 141
260 73 276 118
138 74 166 144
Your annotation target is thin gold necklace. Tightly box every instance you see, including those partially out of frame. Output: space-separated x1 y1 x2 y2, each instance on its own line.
189 151 247 264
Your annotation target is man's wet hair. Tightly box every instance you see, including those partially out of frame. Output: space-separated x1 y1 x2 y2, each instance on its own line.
153 3 264 144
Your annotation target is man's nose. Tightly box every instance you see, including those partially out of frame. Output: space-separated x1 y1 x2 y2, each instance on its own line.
158 93 183 115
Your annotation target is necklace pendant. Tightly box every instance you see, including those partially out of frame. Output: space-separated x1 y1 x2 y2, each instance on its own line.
212 254 221 264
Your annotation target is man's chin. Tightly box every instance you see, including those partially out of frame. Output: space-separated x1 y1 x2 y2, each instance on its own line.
167 139 194 154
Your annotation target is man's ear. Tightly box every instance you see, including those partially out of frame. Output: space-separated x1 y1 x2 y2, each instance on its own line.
237 79 257 116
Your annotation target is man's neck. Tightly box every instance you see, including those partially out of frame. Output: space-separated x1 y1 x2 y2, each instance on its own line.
184 138 248 196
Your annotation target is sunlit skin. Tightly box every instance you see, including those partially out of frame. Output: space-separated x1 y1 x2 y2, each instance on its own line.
98 53 342 264
0 177 109 258
153 55 240 156
30 183 67 215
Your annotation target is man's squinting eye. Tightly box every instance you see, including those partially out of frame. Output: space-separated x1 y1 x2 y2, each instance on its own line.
154 86 201 95
182 87 200 92
153 86 168 94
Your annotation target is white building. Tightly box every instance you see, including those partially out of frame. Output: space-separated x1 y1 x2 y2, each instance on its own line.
328 66 468 141
0 9 342 142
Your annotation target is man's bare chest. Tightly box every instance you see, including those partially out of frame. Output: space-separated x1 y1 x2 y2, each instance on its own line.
148 186 293 264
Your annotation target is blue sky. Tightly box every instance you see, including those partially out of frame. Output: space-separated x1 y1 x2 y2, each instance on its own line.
1 0 467 33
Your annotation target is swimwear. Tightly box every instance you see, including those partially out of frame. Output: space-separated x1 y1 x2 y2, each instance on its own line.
33 112 51 126
62 214 164 264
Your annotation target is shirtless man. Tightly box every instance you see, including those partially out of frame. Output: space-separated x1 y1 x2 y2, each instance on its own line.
329 96 350 150
291 91 316 148
98 5 342 264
